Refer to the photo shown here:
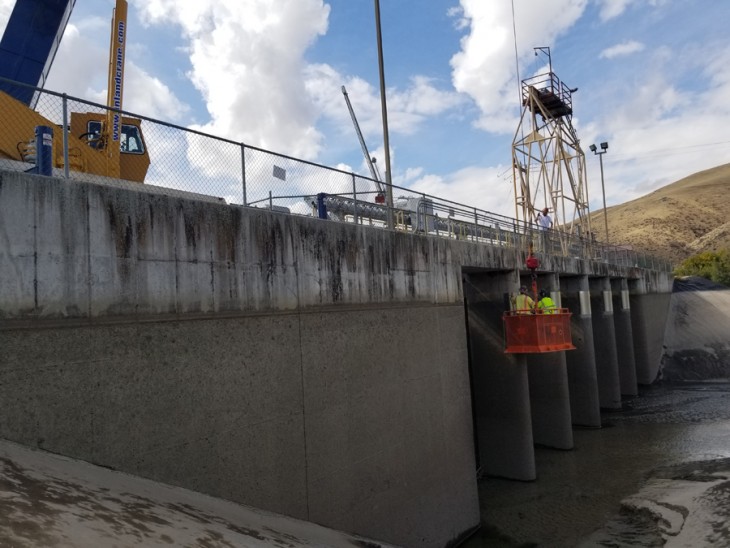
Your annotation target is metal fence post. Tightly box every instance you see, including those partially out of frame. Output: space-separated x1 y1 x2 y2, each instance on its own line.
352 173 358 225
386 180 393 230
62 94 70 179
473 208 478 242
241 143 247 206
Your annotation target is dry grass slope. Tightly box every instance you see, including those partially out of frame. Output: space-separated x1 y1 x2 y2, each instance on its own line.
589 163 730 266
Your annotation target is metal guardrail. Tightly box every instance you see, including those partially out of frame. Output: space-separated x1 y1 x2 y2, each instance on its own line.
0 77 672 272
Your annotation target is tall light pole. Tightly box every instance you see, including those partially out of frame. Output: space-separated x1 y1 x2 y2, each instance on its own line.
373 0 394 228
589 142 609 244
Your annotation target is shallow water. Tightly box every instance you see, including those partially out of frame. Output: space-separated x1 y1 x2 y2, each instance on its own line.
464 383 730 547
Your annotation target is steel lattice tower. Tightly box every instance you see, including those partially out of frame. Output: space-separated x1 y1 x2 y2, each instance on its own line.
512 68 591 249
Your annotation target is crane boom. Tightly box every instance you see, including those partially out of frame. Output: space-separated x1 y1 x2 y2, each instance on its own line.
341 85 384 193
103 0 128 178
0 0 77 106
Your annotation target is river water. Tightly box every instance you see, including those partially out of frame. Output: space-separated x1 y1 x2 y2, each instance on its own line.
464 382 730 547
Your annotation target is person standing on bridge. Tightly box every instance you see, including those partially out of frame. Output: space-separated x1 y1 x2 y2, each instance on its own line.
535 207 553 251
536 207 553 230
514 286 535 314
537 289 557 314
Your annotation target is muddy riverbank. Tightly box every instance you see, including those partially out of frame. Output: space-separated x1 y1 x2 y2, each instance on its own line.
464 382 730 547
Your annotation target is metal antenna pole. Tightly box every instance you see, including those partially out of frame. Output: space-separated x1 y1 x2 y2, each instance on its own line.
374 0 394 227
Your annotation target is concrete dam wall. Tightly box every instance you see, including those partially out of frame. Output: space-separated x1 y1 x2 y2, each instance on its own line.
661 277 730 382
0 169 673 547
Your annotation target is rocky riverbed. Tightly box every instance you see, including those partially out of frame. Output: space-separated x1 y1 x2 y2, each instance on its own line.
465 381 730 547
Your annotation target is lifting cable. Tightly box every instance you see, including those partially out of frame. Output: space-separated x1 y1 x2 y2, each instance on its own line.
526 240 539 304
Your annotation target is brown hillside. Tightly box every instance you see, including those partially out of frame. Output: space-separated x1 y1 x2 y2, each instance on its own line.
589 163 730 266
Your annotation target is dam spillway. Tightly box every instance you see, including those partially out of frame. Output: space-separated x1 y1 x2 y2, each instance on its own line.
0 168 672 547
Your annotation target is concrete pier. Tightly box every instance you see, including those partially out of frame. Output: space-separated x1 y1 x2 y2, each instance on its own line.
560 275 601 427
629 278 673 384
612 278 638 396
590 277 622 409
464 271 536 481
526 273 573 450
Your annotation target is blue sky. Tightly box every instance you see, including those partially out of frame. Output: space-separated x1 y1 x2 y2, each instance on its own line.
2 0 729 218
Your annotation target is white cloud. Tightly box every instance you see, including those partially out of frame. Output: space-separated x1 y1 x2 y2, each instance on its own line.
599 0 671 22
5 0 730 234
447 5 469 31
599 40 645 59
123 66 190 122
304 64 382 137
0 5 189 124
132 0 331 160
450 0 588 134
599 0 633 21
0 0 12 34
581 45 730 208
42 20 188 123
55 0 453 171
305 64 464 143
407 165 515 218
400 167 425 185
446 0 730 219
390 76 465 124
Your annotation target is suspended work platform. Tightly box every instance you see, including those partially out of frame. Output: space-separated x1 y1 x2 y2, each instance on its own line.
503 310 576 353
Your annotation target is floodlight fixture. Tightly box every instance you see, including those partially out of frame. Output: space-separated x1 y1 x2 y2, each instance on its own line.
600 142 608 151
589 144 597 153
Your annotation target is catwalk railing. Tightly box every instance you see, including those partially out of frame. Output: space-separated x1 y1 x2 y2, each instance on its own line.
0 78 671 272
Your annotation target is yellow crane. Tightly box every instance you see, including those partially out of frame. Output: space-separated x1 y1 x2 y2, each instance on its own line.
0 0 150 182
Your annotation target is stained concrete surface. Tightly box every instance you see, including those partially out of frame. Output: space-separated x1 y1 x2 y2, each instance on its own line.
0 305 479 548
0 440 396 547
465 382 730 547
662 280 730 382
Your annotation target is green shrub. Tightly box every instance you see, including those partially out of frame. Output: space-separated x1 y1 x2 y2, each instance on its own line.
674 249 730 285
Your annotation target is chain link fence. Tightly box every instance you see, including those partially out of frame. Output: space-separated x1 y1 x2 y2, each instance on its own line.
0 77 671 272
